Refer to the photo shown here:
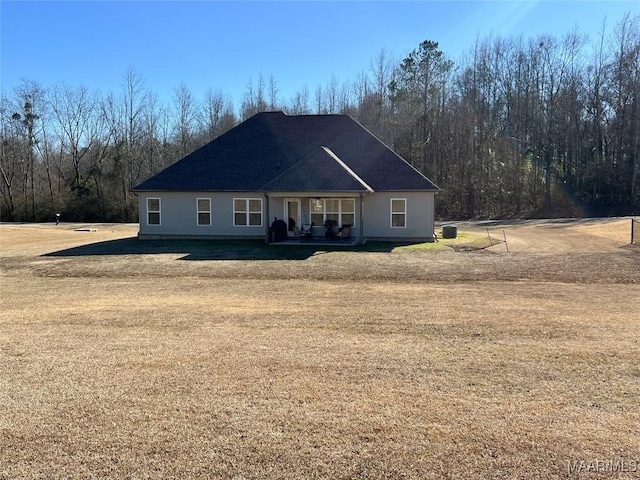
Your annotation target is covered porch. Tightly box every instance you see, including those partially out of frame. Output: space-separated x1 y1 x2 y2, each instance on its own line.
265 193 365 245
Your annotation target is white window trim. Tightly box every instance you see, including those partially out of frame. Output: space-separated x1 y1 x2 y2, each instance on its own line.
196 198 212 226
233 197 263 227
308 198 356 227
340 198 356 226
147 197 161 226
310 199 325 226
390 198 407 228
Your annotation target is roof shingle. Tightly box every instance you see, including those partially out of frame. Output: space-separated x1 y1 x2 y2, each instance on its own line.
133 112 439 192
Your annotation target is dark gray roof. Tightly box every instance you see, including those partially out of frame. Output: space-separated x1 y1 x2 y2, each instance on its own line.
133 112 439 192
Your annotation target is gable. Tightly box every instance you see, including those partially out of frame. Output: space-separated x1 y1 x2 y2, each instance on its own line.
133 112 439 193
262 146 373 192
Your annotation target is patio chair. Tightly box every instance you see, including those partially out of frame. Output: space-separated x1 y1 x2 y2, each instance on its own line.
337 225 351 242
298 224 312 241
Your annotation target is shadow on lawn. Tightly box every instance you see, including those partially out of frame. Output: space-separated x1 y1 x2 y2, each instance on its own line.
43 237 409 261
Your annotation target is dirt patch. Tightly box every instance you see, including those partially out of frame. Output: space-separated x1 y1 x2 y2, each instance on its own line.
0 223 137 257
444 217 634 253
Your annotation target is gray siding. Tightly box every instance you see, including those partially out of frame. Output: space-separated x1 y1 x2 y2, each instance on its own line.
138 191 435 242
362 192 435 240
138 192 267 239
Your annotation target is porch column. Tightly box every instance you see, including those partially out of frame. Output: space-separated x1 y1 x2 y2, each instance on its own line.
359 193 365 244
264 193 270 244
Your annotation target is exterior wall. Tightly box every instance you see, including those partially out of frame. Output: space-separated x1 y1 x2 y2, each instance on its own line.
362 191 435 241
138 192 267 239
137 190 435 242
266 196 287 226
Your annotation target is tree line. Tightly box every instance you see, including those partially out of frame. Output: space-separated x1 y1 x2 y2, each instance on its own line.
1 12 638 222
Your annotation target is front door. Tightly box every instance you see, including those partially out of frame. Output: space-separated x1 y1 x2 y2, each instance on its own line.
285 199 301 237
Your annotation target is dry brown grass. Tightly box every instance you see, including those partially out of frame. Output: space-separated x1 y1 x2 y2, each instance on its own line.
1 220 639 479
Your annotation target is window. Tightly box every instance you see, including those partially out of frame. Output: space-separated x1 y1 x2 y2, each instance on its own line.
310 199 324 226
308 198 355 226
197 198 211 226
341 199 355 226
234 198 262 226
391 198 406 228
326 199 340 223
147 198 160 225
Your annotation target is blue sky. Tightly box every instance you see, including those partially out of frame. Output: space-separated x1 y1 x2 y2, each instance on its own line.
1 1 638 110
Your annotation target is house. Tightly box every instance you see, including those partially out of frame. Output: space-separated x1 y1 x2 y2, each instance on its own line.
132 111 439 244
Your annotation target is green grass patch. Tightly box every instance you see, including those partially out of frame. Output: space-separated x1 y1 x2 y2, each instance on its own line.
392 232 484 252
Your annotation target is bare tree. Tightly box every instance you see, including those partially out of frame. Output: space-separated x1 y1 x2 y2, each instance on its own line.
288 85 311 114
97 68 150 220
172 82 199 157
325 75 339 114
369 48 395 133
48 83 98 194
268 74 279 110
609 13 640 207
8 81 46 220
314 84 325 114
0 95 20 220
241 74 268 119
200 87 236 143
